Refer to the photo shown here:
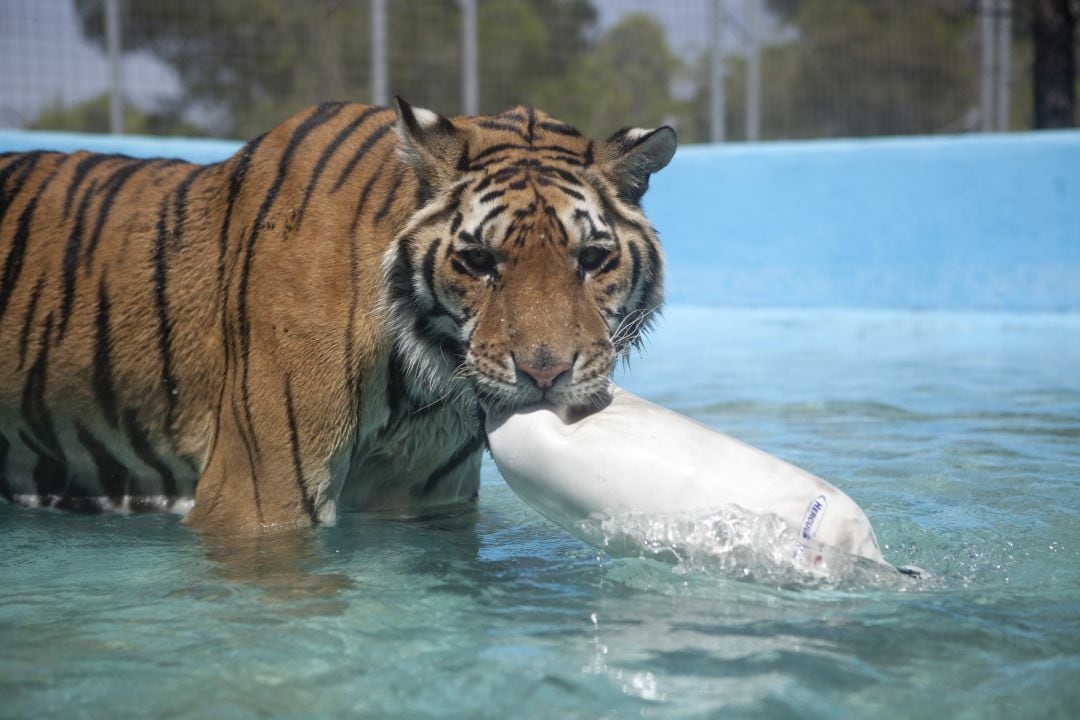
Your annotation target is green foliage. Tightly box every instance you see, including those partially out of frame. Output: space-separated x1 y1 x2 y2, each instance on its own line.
535 14 682 139
72 0 601 137
75 0 374 137
756 0 1068 137
700 0 976 139
29 92 205 136
387 1 462 114
772 0 976 137
62 0 1045 141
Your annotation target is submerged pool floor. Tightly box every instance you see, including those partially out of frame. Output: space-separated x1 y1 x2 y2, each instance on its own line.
2 307 1078 719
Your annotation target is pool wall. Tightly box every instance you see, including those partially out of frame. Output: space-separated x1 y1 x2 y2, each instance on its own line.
3 128 1078 311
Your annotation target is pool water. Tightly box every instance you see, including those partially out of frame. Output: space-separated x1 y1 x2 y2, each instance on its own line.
2 307 1078 719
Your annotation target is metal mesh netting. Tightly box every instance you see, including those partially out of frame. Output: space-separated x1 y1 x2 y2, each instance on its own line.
0 0 1059 142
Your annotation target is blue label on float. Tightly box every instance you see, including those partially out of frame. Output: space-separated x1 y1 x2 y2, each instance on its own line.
801 495 829 542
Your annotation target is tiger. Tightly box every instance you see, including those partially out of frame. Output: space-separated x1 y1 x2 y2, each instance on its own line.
0 99 676 531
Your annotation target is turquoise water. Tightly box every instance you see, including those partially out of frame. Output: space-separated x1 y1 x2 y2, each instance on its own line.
2 307 1078 719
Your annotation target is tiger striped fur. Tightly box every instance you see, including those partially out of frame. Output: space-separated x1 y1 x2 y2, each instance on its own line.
0 99 676 531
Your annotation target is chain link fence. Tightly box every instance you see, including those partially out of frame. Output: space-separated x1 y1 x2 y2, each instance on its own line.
0 0 1070 143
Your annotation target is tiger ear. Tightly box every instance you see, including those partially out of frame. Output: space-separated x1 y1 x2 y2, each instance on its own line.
599 126 677 205
394 97 468 201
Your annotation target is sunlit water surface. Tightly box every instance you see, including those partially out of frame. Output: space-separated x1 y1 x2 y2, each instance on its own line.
2 307 1079 719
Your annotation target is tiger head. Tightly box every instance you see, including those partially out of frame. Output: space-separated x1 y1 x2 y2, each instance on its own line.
383 99 676 413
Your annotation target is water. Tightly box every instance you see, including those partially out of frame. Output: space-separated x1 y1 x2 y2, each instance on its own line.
2 307 1078 719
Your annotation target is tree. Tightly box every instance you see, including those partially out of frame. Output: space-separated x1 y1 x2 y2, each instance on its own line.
751 0 979 139
1032 0 1077 127
75 0 375 137
534 14 682 140
478 0 597 112
30 92 204 135
73 0 597 137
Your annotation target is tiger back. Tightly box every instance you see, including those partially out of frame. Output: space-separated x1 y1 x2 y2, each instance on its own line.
0 100 675 531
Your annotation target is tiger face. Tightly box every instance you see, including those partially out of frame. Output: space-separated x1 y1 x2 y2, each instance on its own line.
384 101 676 413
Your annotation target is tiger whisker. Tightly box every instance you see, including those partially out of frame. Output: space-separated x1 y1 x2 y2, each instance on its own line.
609 307 651 351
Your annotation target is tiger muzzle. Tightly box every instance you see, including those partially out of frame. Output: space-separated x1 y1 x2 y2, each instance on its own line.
513 349 575 391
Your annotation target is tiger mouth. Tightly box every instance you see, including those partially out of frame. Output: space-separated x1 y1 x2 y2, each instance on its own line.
468 369 613 416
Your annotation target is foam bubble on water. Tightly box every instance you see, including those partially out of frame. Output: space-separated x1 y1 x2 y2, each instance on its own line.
576 505 908 588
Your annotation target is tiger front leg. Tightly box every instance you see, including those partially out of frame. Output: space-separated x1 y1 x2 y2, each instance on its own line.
184 354 354 532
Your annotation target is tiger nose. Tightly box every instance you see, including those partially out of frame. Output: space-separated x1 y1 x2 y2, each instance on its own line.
516 359 573 390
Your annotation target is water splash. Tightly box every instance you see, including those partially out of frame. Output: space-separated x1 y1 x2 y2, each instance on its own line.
577 506 912 589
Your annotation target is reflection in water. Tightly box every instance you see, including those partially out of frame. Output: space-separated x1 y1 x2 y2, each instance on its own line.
331 505 487 593
196 527 354 608
189 505 485 612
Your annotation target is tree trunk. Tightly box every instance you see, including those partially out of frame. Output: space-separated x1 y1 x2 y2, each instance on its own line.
1033 0 1077 128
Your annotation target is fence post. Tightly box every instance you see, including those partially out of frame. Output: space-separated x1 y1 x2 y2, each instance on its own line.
709 0 727 142
371 0 388 106
744 0 761 141
979 0 994 131
104 0 123 134
995 0 1011 131
461 0 479 115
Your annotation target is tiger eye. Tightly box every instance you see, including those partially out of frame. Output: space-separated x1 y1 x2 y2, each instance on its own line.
577 246 610 272
460 247 497 274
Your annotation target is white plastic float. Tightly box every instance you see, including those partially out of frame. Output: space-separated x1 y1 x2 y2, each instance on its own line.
487 385 915 577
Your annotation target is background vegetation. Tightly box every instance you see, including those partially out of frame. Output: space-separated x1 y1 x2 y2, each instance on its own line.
22 0 1077 141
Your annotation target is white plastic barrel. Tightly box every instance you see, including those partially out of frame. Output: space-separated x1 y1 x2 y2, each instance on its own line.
486 386 890 568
